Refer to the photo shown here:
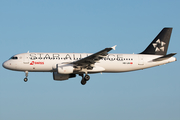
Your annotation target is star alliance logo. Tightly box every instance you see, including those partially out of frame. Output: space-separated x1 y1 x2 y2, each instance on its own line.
152 39 166 52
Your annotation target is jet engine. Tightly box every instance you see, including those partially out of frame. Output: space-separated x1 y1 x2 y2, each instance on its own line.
57 64 74 74
53 72 76 81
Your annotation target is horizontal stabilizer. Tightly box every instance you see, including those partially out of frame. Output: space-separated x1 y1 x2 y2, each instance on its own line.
152 53 176 62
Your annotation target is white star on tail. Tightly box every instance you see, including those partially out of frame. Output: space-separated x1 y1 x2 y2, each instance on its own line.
152 39 166 52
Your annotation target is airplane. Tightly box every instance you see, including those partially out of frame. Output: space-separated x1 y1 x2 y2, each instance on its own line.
2 28 177 85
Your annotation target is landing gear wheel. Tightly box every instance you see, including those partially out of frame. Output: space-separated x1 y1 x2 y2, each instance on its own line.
24 71 29 82
81 79 87 85
24 78 28 82
84 75 90 81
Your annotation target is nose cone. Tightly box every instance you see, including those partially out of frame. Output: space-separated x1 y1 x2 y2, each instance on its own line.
2 61 8 69
2 61 12 70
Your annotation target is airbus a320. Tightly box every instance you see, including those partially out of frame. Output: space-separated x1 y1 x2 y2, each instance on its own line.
2 28 177 85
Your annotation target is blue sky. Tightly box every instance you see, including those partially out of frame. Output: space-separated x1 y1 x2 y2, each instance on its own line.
0 0 180 120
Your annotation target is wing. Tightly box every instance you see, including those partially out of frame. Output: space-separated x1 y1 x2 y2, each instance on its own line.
70 45 117 69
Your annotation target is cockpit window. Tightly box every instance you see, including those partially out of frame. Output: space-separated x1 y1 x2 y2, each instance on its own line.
9 56 18 60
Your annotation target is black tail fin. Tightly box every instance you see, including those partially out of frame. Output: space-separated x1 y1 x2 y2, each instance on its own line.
140 28 173 55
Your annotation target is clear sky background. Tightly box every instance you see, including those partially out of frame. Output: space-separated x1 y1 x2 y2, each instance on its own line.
0 0 180 120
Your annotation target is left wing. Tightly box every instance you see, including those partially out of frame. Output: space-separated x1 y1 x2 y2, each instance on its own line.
70 45 117 69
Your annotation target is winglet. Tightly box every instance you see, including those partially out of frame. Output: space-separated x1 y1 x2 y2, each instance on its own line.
111 45 117 50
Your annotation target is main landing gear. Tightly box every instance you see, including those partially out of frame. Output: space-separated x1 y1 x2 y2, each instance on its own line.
79 74 90 85
24 71 28 82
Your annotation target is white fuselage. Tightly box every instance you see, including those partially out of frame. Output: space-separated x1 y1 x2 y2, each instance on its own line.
3 53 176 73
2 28 176 84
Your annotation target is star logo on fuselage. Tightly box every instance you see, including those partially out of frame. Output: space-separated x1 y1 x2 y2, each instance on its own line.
152 39 166 52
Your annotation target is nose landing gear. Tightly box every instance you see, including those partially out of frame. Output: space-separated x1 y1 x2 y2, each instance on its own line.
24 71 28 82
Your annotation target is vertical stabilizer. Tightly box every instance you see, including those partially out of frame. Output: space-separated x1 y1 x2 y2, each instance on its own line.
140 28 172 55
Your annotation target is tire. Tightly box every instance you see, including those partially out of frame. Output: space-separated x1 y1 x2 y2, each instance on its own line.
84 75 90 81
24 78 28 82
81 80 86 85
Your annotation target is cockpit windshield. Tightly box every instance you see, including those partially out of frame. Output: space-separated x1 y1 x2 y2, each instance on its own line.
9 56 18 60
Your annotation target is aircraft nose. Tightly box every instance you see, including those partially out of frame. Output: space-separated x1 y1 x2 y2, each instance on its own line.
2 61 8 69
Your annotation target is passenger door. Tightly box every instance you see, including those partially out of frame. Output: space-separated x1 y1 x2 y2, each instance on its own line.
138 56 144 65
23 54 29 64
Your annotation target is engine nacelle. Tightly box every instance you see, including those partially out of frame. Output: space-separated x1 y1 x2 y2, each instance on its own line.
53 72 76 81
57 64 74 74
